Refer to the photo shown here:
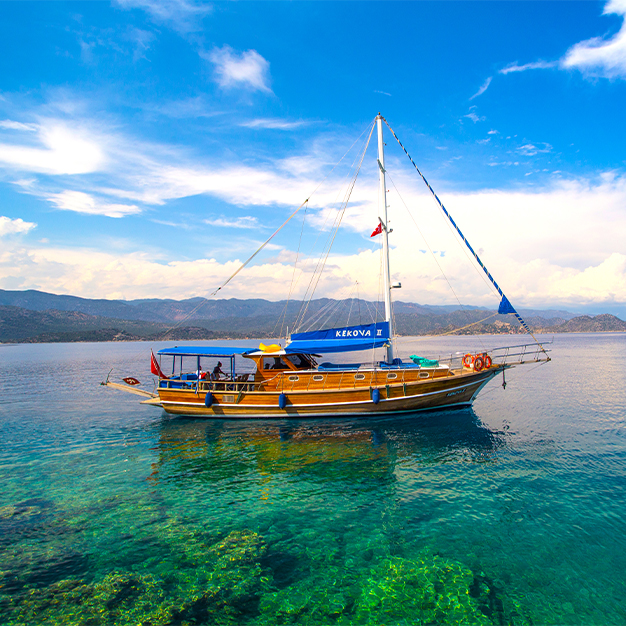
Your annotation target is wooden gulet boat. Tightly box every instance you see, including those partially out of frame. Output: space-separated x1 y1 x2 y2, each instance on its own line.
105 114 550 418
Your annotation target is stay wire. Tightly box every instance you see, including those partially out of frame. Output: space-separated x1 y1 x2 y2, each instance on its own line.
295 121 375 331
294 122 376 330
276 201 309 339
210 119 376 303
386 170 487 352
383 117 546 354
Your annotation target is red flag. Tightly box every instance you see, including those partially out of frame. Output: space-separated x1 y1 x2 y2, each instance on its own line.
150 350 166 378
370 222 383 237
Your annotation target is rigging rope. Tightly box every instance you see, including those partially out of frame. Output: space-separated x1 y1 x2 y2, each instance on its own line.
382 117 547 355
209 120 376 301
386 169 487 354
293 121 376 332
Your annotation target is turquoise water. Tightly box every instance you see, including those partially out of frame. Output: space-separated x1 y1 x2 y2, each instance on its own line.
1 334 625 624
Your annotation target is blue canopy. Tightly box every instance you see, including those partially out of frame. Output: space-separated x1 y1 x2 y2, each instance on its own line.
157 346 252 357
285 322 390 354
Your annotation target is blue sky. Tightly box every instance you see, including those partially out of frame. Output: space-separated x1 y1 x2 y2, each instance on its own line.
1 0 626 315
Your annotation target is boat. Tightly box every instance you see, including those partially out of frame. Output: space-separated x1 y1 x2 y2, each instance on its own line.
104 114 550 417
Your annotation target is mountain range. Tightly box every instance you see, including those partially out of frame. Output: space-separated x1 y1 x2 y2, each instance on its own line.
0 289 624 343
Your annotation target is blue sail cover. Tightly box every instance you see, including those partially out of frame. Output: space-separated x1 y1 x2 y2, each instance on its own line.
285 322 390 354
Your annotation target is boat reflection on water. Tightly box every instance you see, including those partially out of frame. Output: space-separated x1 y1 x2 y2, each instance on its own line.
147 409 507 486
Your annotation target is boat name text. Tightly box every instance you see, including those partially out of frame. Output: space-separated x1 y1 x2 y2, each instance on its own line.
335 329 383 338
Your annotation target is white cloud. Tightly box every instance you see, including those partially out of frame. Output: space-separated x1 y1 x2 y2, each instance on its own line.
0 122 104 175
470 76 492 100
0 120 38 132
47 191 141 218
0 99 623 311
499 60 558 74
374 90 392 97
114 0 211 33
561 0 626 78
240 118 309 130
1 172 626 310
206 216 260 229
517 143 552 156
0 216 36 237
463 106 485 123
205 46 272 93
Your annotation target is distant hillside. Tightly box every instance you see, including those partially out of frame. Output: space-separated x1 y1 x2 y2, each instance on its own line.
1 290 623 344
0 289 577 324
546 314 626 333
0 306 251 343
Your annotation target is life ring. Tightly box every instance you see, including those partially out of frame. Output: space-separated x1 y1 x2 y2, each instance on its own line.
484 355 492 369
474 356 484 372
463 354 475 367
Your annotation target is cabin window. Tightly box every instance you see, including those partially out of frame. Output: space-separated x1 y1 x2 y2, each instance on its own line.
419 371 431 379
286 354 310 369
355 373 366 381
263 357 289 370
387 373 398 380
313 375 324 382
288 375 299 382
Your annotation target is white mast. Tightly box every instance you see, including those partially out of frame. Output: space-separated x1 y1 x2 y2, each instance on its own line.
377 113 394 364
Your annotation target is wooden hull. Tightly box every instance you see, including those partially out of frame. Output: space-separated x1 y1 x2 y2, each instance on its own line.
156 366 502 418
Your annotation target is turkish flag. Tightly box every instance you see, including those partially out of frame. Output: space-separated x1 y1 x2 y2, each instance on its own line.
150 350 167 378
370 222 383 237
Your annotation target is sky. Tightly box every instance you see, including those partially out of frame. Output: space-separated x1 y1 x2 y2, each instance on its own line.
1 0 626 316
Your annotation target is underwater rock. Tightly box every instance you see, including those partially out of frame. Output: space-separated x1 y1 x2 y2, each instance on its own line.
172 529 270 621
353 553 494 625
0 505 41 520
1 528 272 626
3 572 174 626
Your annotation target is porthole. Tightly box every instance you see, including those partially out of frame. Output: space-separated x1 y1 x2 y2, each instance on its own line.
288 375 299 382
355 373 366 381
313 375 324 382
419 372 430 379
387 373 398 380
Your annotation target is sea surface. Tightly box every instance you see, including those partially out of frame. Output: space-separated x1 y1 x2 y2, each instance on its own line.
1 333 625 625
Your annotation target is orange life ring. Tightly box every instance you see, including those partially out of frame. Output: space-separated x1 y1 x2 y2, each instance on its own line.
474 356 484 372
463 354 474 367
484 355 492 369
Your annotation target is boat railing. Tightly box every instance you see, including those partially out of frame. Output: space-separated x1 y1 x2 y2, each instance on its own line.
432 341 551 370
159 375 257 393
489 342 551 366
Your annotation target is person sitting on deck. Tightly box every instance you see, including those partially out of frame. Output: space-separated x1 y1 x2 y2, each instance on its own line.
211 362 225 380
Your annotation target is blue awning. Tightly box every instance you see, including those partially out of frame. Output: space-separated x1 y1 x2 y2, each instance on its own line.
157 346 252 357
285 322 390 354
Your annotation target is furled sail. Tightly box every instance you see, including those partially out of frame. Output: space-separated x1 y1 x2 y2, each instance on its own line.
285 322 390 354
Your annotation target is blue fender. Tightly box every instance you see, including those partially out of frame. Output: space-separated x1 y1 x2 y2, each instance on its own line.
278 393 287 409
204 392 213 408
372 388 380 404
